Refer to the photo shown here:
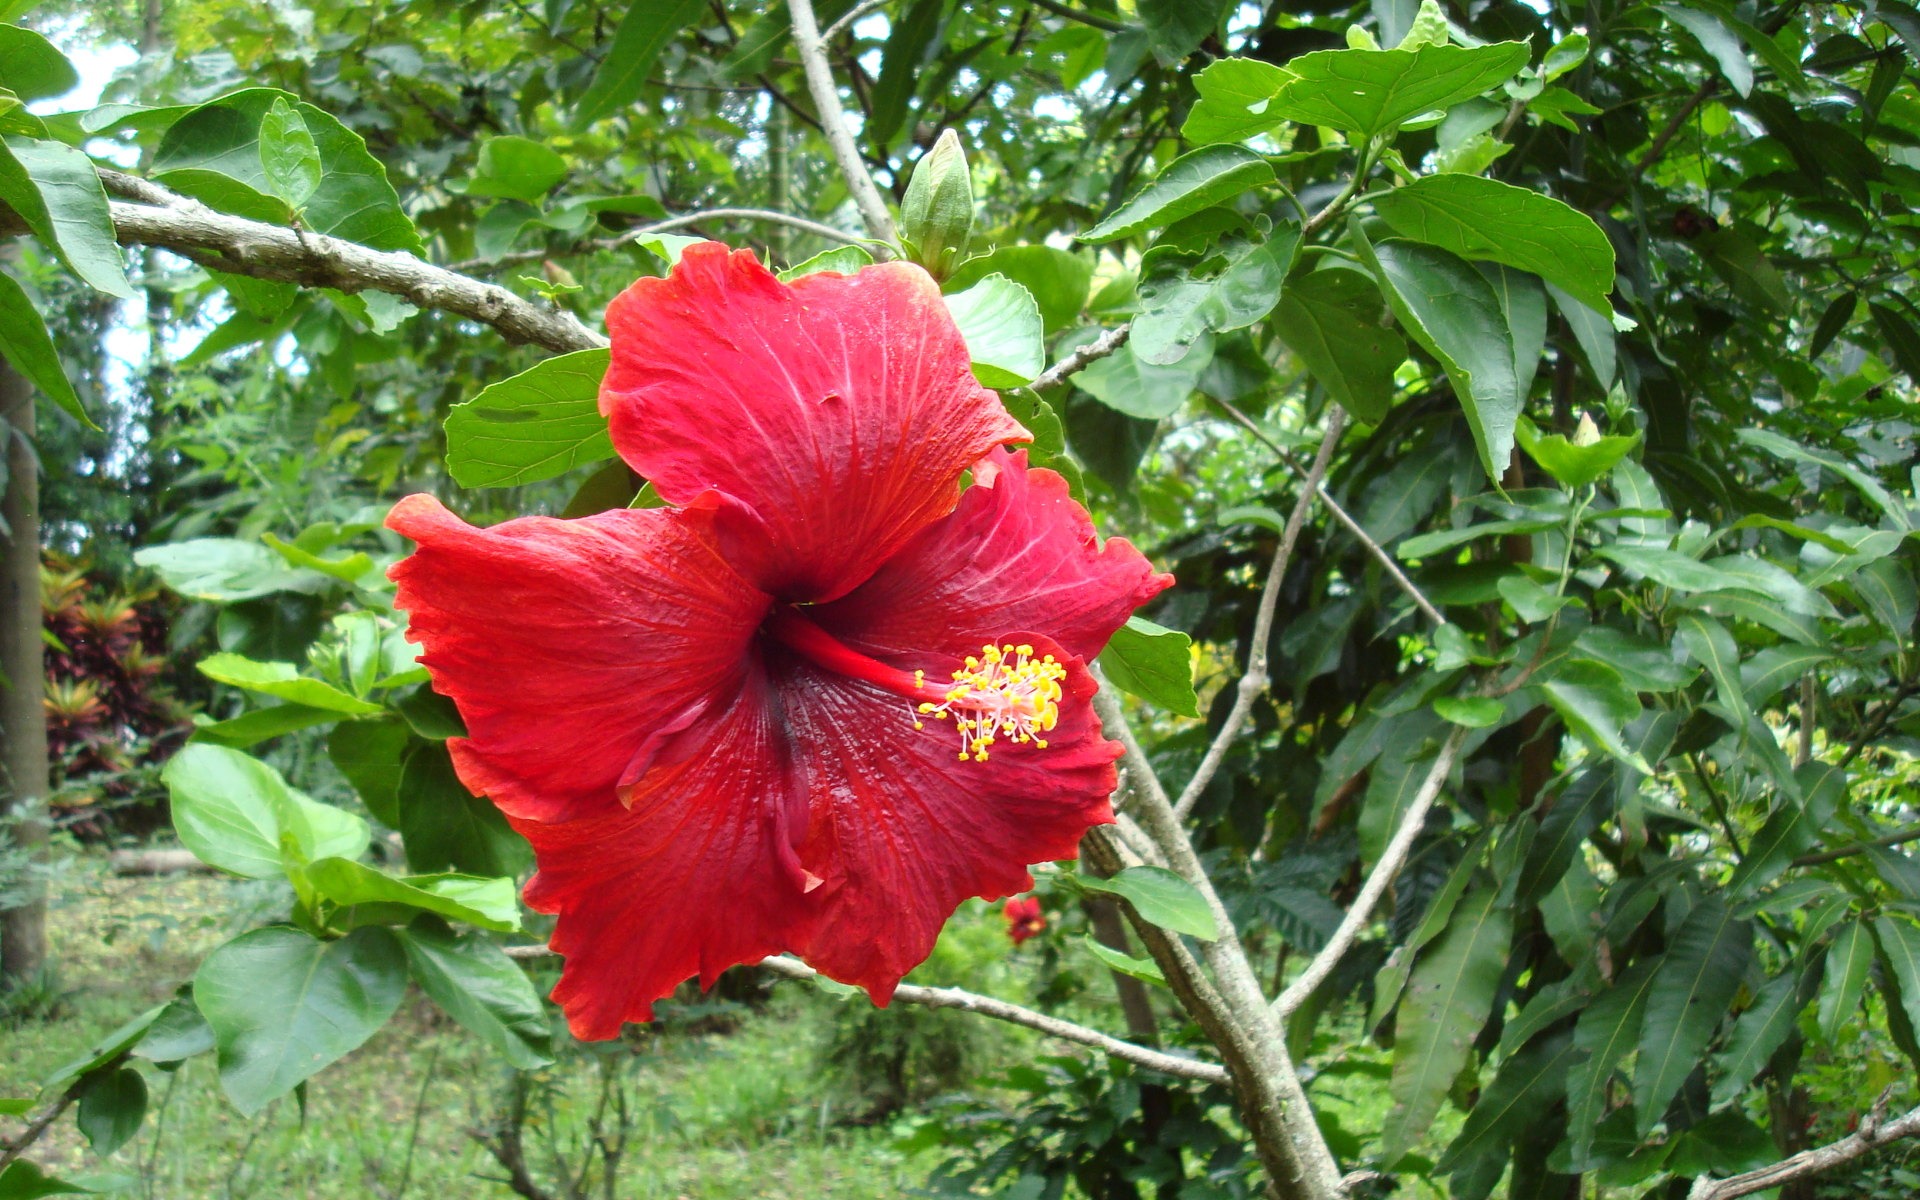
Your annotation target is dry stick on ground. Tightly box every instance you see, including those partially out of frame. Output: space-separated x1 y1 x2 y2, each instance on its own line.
1210 396 1446 627
1686 1093 1920 1200
1171 412 1346 823
1272 725 1468 1018
787 0 898 244
498 945 1227 1084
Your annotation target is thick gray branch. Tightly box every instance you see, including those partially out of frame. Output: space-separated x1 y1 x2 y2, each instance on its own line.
787 0 898 244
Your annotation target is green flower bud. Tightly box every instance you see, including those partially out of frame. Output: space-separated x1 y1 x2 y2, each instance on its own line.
899 129 974 281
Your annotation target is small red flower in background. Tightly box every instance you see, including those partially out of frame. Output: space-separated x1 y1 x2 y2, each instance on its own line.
1004 896 1046 945
389 243 1170 1038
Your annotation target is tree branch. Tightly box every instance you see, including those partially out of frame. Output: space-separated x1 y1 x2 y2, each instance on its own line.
1791 821 1920 868
1273 724 1467 1018
1687 1093 1920 1200
1172 411 1345 822
787 0 898 243
1210 396 1446 626
37 174 608 355
1033 323 1130 391
1632 78 1718 184
821 0 889 43
446 207 872 273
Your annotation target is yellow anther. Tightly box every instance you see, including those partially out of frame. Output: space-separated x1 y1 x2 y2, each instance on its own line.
912 642 1068 763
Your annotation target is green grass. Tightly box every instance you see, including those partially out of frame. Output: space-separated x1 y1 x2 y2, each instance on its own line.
1 855 937 1199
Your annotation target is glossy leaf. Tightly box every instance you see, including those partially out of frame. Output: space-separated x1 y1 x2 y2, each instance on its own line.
1436 1032 1579 1174
1817 919 1874 1043
258 96 321 208
1538 658 1649 772
75 1067 146 1157
463 135 568 202
1076 865 1218 940
0 23 77 100
574 0 708 125
1085 937 1168 986
197 652 383 715
1181 57 1293 145
1079 146 1275 243
1270 267 1402 422
1711 963 1815 1107
1131 229 1297 365
1634 897 1751 1135
1373 175 1614 314
443 348 615 488
399 919 552 1069
0 137 132 298
397 740 532 878
945 274 1045 387
945 245 1092 333
1097 616 1199 718
327 718 410 829
0 267 89 425
193 926 407 1114
1267 42 1530 140
1566 961 1656 1165
163 743 370 878
304 857 521 932
1874 916 1920 1045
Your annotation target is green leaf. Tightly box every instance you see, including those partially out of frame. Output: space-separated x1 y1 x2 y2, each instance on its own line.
1140 0 1218 63
1594 543 1760 595
945 274 1045 387
1434 695 1503 728
134 538 327 602
398 919 552 1069
574 0 708 125
191 703 341 749
1079 145 1275 243
304 857 520 933
1437 1032 1580 1175
1076 865 1218 940
443 348 615 488
1267 42 1530 141
1381 887 1512 1166
133 996 216 1064
869 0 943 148
397 741 532 878
1711 963 1815 1106
257 97 320 208
1634 897 1751 1135
462 135 568 202
0 137 132 298
1870 301 1920 387
197 652 383 716
1817 919 1874 1043
1740 644 1831 707
155 89 421 254
777 245 873 281
1851 556 1917 637
945 245 1091 333
1734 428 1907 530
1097 617 1198 718
1270 267 1404 422
44 1004 168 1089
1074 335 1211 420
163 743 370 878
1538 658 1649 771
1661 5 1753 96
0 266 90 426
0 24 77 101
1693 228 1790 315
194 926 407 1115
1084 936 1168 986
75 1067 146 1157
1372 175 1615 315
327 718 409 829
1677 611 1750 730
1513 417 1638 491
1874 915 1920 1048
1132 228 1298 365
1360 236 1522 483
0 1160 97 1199
1727 761 1847 900
1181 57 1294 145
1566 961 1657 1166
1371 831 1492 1027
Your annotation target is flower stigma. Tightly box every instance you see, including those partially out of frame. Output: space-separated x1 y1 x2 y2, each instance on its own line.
916 643 1065 762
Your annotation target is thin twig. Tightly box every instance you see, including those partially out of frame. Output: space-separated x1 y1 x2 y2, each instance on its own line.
1029 0 1131 34
1032 323 1131 390
1632 78 1717 184
1273 724 1468 1018
0 1080 83 1171
1172 412 1346 822
1792 822 1920 868
446 207 873 272
1838 679 1918 770
1687 1092 1920 1200
1211 396 1447 626
498 945 1223 1082
822 0 889 43
788 0 898 243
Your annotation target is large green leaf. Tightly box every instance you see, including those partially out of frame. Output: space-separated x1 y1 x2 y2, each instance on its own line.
0 267 89 425
1538 658 1649 772
1373 175 1615 315
1634 897 1752 1135
1079 146 1275 243
1267 42 1530 141
1361 236 1521 482
1131 228 1297 365
1075 865 1217 940
945 274 1045 387
1075 334 1211 419
1436 1032 1580 1175
0 1160 100 1199
193 926 407 1114
1817 918 1874 1043
163 743 370 878
257 97 320 208
1566 961 1657 1166
303 857 521 933
575 0 708 126
462 135 568 202
134 537 329 602
1381 887 1512 1165
327 718 410 829
1270 266 1404 422
197 652 383 715
154 88 421 253
946 245 1093 333
868 0 943 147
1181 57 1294 145
1677 611 1750 730
1711 962 1816 1106
0 137 132 298
398 919 552 1070
1098 617 1199 717
444 348 615 488
1727 761 1845 899
0 23 77 101
1874 915 1920 1047
397 741 532 878
75 1066 146 1157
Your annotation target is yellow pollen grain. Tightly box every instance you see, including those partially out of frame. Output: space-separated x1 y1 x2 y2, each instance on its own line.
908 642 1069 764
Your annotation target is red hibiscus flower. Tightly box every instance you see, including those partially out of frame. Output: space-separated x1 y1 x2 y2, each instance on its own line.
1003 896 1046 945
388 243 1170 1038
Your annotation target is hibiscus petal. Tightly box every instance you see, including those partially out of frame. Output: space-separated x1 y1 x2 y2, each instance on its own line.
387 494 768 823
816 448 1173 665
777 639 1118 1001
518 667 817 1039
601 242 1028 602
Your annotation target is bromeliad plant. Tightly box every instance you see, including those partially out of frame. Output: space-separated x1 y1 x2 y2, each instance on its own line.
7 1 1920 1198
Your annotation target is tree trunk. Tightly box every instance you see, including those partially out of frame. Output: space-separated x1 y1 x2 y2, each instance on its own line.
0 351 48 988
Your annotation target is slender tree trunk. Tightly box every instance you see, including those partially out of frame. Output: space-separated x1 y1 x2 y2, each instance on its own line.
0 352 48 987
766 102 792 266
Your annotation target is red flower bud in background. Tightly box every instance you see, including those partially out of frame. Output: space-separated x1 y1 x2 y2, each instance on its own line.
1003 896 1046 945
388 243 1170 1038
